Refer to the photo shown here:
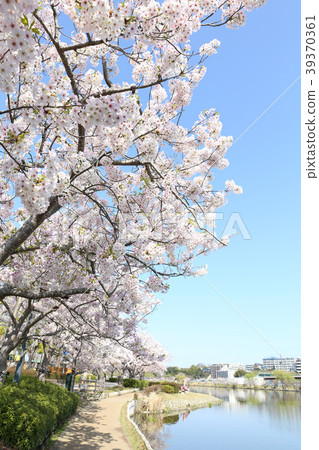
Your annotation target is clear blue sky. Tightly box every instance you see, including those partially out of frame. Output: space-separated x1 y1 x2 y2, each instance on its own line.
144 0 301 367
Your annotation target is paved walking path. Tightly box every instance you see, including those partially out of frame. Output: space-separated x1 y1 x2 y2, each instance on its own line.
53 393 134 450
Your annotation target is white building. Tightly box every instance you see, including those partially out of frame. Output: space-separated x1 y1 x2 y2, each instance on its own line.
217 369 236 378
262 357 300 372
211 363 245 379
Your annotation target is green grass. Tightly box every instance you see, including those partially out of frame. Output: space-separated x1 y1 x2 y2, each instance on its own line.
120 402 147 450
159 392 222 414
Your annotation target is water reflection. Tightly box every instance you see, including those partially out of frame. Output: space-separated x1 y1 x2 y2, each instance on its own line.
191 387 301 432
134 388 301 450
164 414 180 425
134 411 195 449
133 413 172 450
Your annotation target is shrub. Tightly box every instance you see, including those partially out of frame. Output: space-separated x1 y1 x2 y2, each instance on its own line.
123 378 139 388
0 376 79 450
123 378 149 390
161 385 175 394
143 384 161 396
234 369 247 378
108 377 118 382
138 380 149 391
149 381 181 393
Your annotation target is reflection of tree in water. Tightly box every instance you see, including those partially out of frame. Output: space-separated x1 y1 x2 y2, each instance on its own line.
163 414 180 425
236 390 301 431
137 389 301 447
192 386 231 401
265 392 301 432
133 413 180 450
192 387 301 432
226 389 300 430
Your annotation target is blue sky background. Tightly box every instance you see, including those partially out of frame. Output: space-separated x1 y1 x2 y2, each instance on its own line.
144 0 301 367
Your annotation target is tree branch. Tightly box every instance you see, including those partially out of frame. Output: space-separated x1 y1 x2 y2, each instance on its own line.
0 196 61 266
0 286 89 301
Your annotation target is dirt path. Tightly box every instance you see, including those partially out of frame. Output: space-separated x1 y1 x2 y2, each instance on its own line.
53 393 134 450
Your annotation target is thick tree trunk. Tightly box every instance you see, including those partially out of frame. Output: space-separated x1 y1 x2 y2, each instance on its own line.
0 333 16 376
0 344 11 383
0 352 8 374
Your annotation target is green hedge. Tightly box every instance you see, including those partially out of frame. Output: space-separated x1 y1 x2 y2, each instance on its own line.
149 381 181 393
161 384 175 394
108 377 118 382
0 376 79 450
123 378 149 390
138 380 149 391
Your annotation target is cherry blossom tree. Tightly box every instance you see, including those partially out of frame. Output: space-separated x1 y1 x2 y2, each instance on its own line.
103 331 168 378
1 0 266 372
22 325 168 379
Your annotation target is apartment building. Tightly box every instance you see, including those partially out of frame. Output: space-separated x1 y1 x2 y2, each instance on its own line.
262 357 300 372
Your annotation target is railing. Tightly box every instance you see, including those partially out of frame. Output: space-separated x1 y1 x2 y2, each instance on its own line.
75 378 118 393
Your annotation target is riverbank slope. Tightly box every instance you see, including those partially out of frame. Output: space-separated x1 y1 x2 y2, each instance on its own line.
161 392 223 413
134 391 222 415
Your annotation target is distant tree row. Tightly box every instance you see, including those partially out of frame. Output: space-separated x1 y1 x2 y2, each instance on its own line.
166 365 208 379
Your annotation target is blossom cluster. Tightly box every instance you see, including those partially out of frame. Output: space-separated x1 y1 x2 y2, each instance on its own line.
0 0 266 371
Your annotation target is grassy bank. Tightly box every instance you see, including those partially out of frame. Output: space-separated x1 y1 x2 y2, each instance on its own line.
160 392 222 413
120 402 147 450
123 392 222 448
134 391 222 415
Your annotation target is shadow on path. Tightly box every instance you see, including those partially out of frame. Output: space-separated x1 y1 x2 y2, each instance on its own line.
53 393 133 450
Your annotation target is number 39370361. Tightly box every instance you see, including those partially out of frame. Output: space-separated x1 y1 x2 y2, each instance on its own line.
306 16 316 75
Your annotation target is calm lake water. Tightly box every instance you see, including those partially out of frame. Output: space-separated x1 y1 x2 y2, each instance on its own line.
134 387 301 450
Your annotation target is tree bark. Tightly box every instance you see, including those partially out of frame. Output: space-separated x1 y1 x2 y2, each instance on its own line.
0 196 61 266
0 354 8 374
0 329 18 375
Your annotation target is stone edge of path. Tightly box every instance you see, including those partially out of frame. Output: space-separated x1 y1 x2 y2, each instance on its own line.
127 401 154 450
